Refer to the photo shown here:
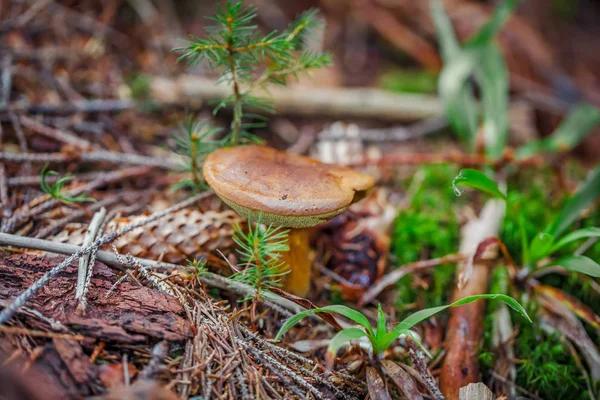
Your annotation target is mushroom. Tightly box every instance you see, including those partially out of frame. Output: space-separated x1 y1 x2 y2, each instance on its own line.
203 145 375 296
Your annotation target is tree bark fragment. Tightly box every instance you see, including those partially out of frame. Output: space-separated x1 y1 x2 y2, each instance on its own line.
0 253 194 343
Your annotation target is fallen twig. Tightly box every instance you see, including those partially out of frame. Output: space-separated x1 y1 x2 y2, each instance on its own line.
19 115 93 149
407 339 444 400
359 253 465 306
0 149 183 170
0 230 307 316
0 325 86 341
76 207 106 300
150 75 441 121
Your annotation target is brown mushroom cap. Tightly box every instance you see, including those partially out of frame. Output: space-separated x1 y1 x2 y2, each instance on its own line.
203 145 375 228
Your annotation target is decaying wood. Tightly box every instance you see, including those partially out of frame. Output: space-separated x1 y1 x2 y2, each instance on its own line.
458 383 494 400
0 254 194 343
150 75 442 121
380 360 424 400
440 199 505 400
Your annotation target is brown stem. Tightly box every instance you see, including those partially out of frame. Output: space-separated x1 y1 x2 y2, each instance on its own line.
225 17 242 145
280 228 311 297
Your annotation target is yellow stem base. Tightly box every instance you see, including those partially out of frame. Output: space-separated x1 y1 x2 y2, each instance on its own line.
280 228 311 297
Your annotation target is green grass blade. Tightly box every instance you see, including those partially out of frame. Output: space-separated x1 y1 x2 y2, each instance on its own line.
476 46 509 158
275 305 373 341
529 232 555 265
516 103 600 158
326 328 368 363
438 48 480 146
546 165 600 238
431 0 479 146
430 0 460 61
465 0 519 47
376 304 386 342
550 227 600 254
550 255 600 278
519 214 530 265
380 294 530 351
452 168 506 199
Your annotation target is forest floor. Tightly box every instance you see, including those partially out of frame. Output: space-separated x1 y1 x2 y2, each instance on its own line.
1 1 600 400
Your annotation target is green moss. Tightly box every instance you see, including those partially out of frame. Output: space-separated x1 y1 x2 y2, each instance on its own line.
501 178 558 264
482 167 599 398
481 293 588 399
379 69 438 94
392 165 460 311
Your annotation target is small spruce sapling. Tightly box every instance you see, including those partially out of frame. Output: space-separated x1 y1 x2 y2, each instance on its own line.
231 214 290 302
172 114 222 193
40 165 95 204
176 0 331 146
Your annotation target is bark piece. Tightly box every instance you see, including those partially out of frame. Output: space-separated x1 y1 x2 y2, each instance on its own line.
0 254 194 343
381 360 424 400
366 367 393 400
459 383 494 400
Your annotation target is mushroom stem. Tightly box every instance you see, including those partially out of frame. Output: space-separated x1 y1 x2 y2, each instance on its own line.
280 228 311 297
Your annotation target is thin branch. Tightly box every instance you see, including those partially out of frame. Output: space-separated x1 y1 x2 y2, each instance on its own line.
19 115 93 149
0 149 183 170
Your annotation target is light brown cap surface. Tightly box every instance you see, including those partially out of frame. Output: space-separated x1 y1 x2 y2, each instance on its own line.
203 145 375 228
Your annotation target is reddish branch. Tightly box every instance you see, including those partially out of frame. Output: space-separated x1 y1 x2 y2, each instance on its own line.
354 151 543 169
440 201 505 399
440 259 489 399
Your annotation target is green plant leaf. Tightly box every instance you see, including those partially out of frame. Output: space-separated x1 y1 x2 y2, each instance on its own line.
379 294 530 351
546 165 600 238
452 168 506 199
519 214 530 265
465 0 519 47
326 328 368 363
437 46 480 147
550 227 600 254
529 232 555 264
376 304 386 342
275 305 374 341
550 255 600 278
430 0 460 60
476 46 509 158
516 103 600 158
431 0 479 146
433 0 515 155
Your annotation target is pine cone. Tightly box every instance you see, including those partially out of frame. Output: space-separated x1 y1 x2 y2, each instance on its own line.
53 209 241 264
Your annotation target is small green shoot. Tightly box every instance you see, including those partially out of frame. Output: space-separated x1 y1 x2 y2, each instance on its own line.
172 114 222 193
187 257 210 279
452 168 506 199
453 166 600 275
275 294 529 362
231 215 290 301
545 165 600 238
40 166 95 204
176 1 330 146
